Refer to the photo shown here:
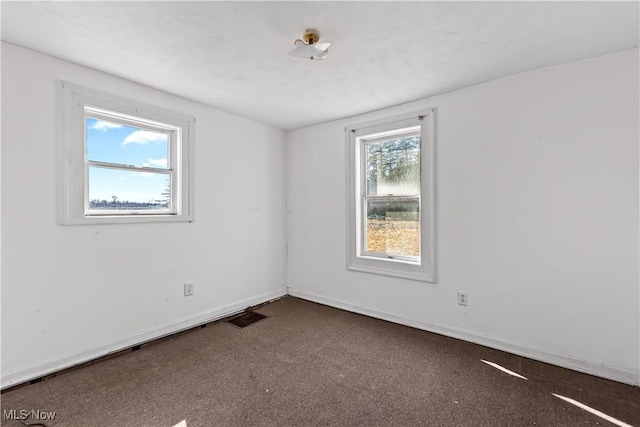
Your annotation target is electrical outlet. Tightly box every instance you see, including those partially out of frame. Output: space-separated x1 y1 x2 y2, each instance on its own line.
184 283 194 297
458 292 468 306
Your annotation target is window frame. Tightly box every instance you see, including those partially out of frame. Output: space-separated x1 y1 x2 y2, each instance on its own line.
59 82 195 225
346 109 436 282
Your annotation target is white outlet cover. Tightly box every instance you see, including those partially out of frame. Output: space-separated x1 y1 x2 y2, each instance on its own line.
458 292 468 306
184 283 194 296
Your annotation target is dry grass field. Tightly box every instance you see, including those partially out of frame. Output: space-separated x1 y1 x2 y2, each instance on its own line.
366 220 419 257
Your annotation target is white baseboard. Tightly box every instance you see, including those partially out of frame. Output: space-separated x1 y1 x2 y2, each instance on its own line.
288 288 640 386
1 288 287 390
5 287 637 389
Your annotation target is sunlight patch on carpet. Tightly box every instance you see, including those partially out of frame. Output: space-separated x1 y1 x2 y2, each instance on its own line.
552 394 632 427
480 359 527 379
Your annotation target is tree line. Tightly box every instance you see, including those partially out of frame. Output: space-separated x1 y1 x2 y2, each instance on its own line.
367 135 420 194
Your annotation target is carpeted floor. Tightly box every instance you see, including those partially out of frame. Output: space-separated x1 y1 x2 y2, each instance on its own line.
1 296 638 426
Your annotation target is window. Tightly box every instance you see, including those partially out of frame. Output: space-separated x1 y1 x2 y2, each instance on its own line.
59 82 194 224
346 109 435 282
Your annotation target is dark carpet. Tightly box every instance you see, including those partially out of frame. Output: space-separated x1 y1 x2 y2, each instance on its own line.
1 296 638 426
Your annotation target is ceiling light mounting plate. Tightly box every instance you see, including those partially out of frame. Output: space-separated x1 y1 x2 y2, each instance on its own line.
289 28 331 61
301 29 320 45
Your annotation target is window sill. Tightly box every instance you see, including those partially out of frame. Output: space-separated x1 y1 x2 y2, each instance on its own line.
61 214 193 226
358 253 420 265
347 264 435 283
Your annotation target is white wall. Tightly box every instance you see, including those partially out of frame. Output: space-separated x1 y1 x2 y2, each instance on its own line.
1 43 287 387
2 43 638 389
287 49 639 385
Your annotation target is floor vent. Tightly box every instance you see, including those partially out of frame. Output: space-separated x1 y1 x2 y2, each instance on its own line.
226 311 267 328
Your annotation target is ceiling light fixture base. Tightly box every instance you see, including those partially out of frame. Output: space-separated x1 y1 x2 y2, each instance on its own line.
301 29 320 45
289 28 331 61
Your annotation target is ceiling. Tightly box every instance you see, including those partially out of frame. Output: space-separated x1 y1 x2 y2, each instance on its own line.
1 1 638 130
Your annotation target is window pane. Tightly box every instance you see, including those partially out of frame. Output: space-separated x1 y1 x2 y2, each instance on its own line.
86 117 169 169
88 166 171 212
366 134 420 196
365 198 419 258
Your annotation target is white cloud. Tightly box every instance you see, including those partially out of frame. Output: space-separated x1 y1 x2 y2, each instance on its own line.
90 121 123 132
148 158 168 167
122 130 167 146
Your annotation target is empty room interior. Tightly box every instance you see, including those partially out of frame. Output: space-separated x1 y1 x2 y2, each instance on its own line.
1 1 639 426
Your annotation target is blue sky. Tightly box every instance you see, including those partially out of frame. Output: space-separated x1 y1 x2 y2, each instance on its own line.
86 118 170 203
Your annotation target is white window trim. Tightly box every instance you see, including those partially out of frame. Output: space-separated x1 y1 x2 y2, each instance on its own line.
59 82 195 225
346 109 436 282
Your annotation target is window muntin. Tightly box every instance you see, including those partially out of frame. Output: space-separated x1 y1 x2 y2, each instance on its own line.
60 82 194 225
346 109 435 282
